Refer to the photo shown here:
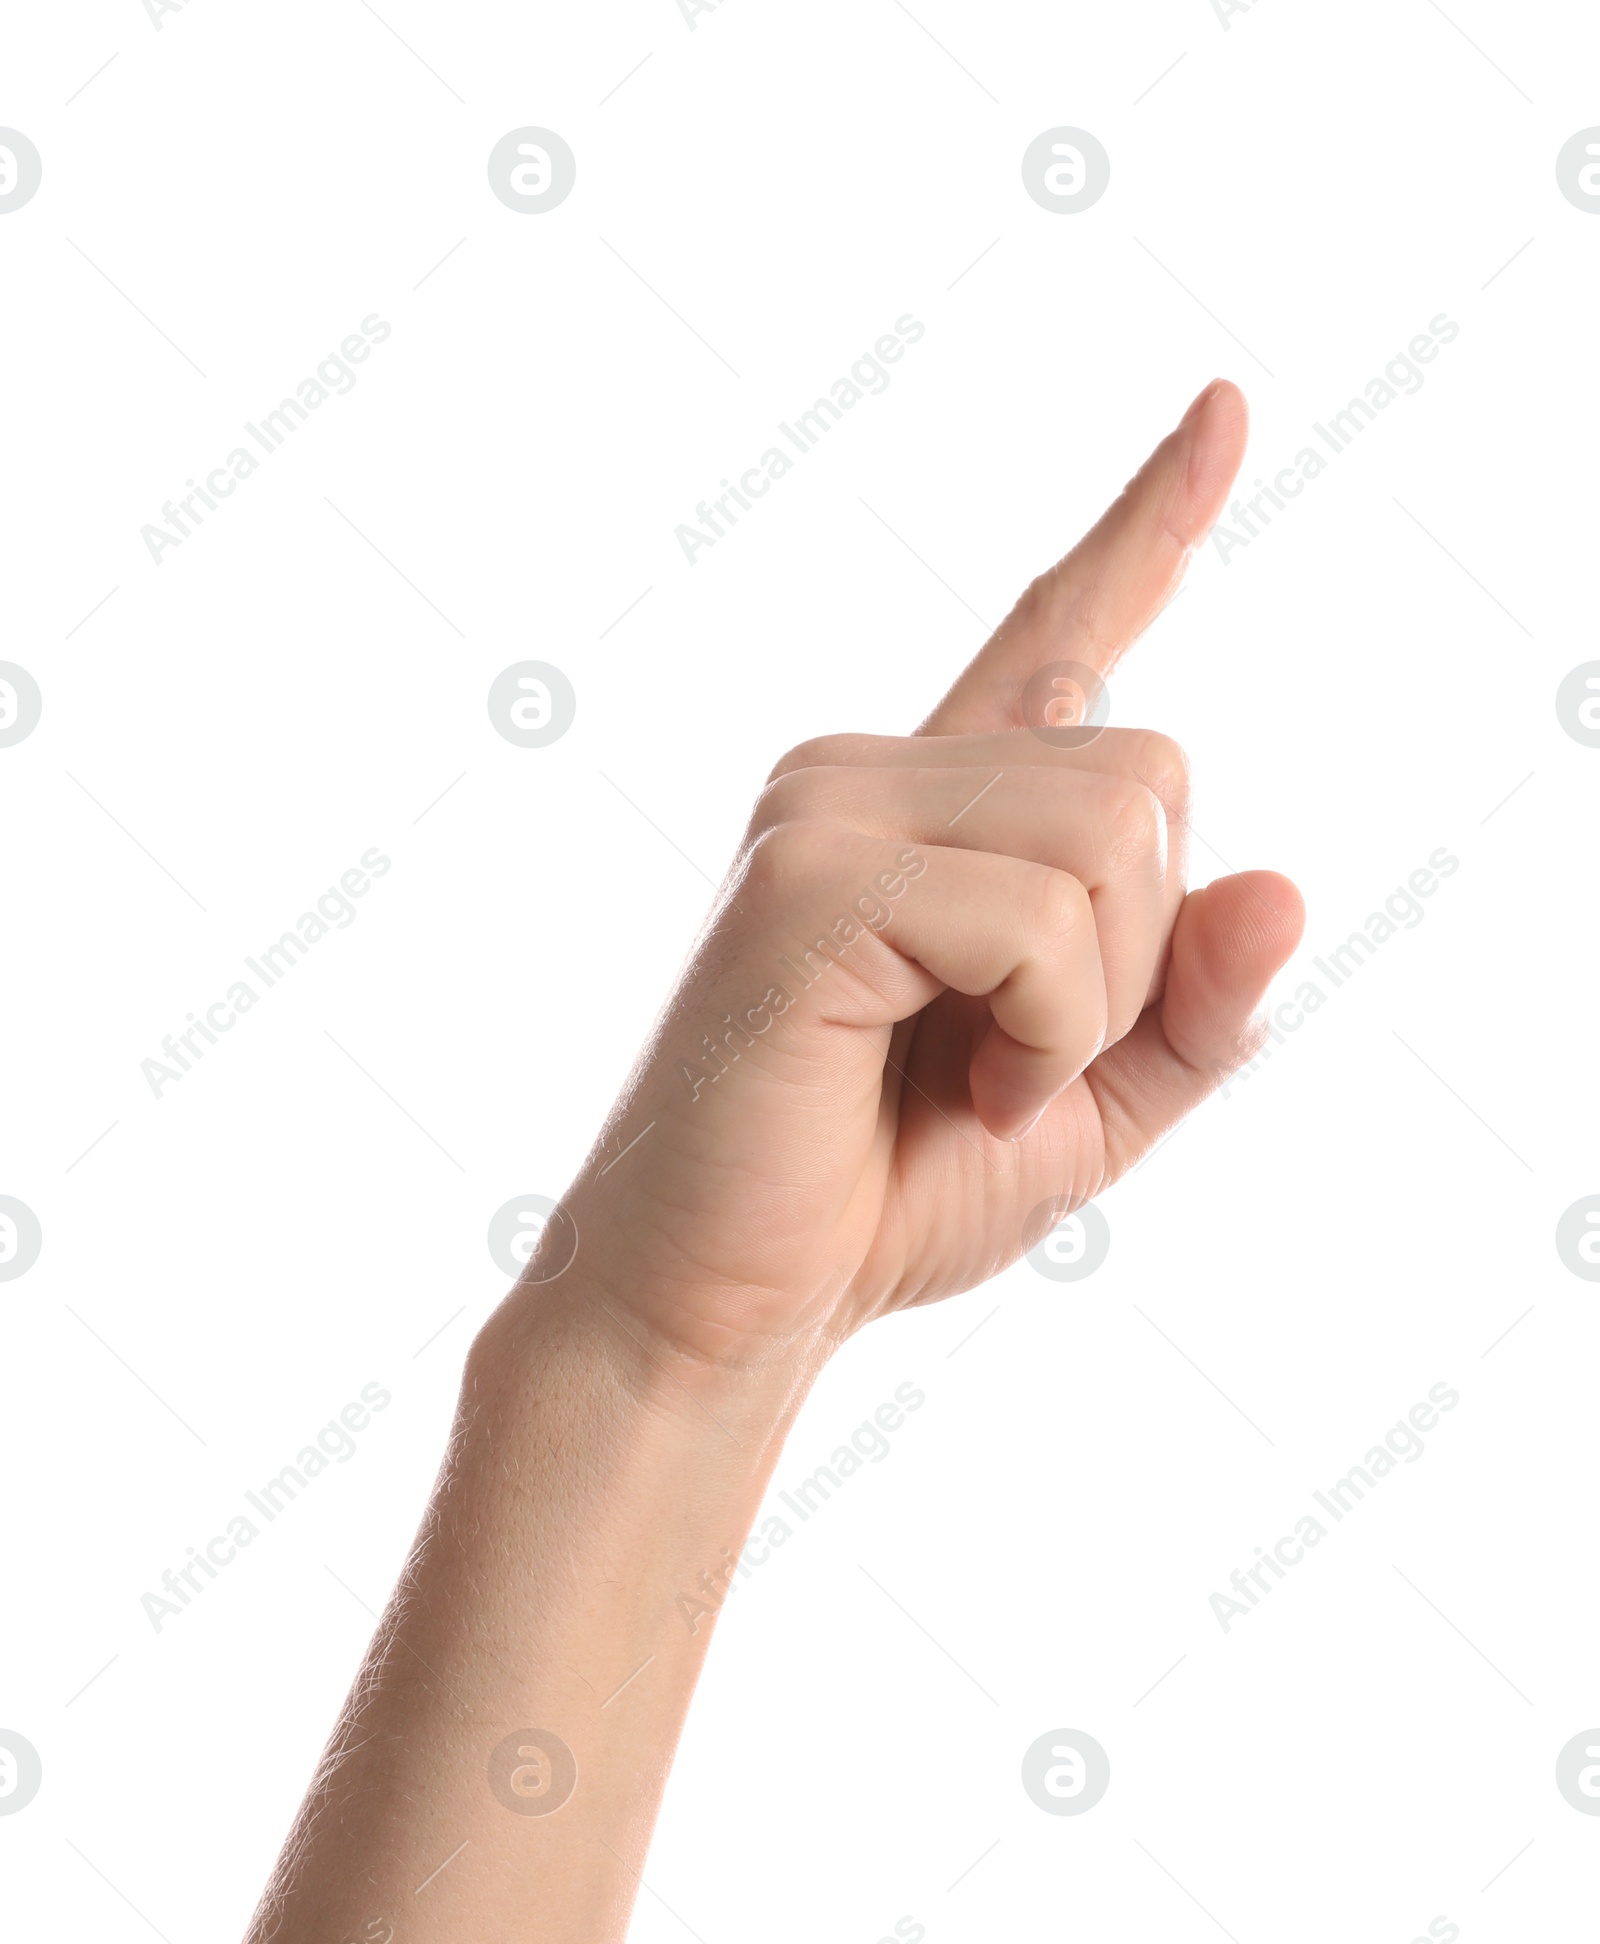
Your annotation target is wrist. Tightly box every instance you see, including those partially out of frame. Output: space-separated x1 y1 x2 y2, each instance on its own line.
448 1278 821 1722
466 1273 830 1469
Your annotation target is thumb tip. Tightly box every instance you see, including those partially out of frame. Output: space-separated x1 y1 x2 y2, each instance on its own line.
1194 869 1306 977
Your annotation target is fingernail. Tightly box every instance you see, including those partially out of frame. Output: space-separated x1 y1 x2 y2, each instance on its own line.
1185 381 1246 503
1180 379 1223 429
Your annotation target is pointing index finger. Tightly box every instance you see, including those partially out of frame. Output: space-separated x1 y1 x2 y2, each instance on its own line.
916 379 1249 737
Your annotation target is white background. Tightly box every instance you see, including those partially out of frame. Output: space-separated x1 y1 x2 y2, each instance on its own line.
2 0 1597 1938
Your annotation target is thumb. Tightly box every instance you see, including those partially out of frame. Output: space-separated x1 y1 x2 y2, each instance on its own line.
1084 870 1306 1175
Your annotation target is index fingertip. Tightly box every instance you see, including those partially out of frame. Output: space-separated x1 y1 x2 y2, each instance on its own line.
1182 379 1249 518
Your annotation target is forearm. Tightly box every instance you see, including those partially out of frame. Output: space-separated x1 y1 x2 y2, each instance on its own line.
246 1285 824 1943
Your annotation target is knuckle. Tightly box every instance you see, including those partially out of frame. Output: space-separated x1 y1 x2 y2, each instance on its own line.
1126 729 1192 818
1098 778 1166 866
1032 866 1092 945
748 766 843 835
738 818 849 904
1013 562 1070 633
765 734 870 786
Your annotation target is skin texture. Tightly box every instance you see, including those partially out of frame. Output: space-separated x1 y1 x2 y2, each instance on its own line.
245 380 1304 1943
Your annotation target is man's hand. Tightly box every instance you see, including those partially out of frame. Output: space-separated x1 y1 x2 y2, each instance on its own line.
550 379 1305 1371
251 381 1308 1944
